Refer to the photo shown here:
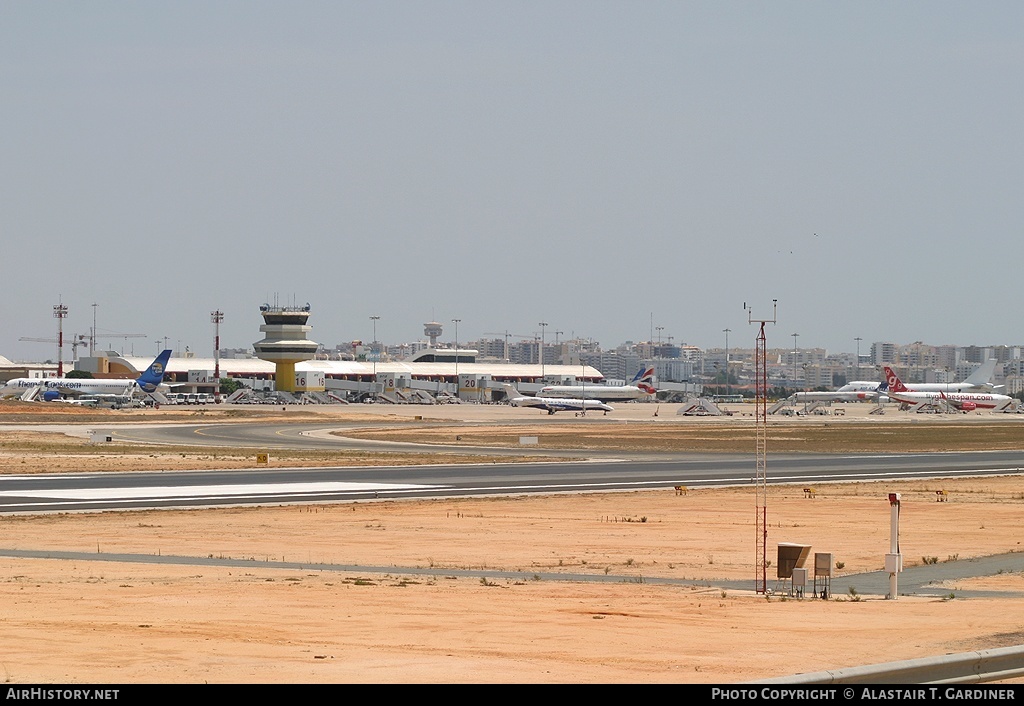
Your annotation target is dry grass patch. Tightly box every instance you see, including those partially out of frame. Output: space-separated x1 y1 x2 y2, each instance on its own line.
0 432 554 474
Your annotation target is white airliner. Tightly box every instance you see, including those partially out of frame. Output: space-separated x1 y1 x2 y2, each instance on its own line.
883 359 1000 393
501 384 613 415
537 367 656 403
793 359 1000 405
790 376 889 403
0 350 172 402
792 385 886 404
836 380 887 394
885 367 1015 412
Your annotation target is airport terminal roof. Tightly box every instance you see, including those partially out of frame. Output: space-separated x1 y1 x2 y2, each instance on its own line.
114 355 606 381
0 356 58 375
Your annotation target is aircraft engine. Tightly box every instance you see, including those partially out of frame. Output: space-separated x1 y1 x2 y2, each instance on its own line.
42 390 61 402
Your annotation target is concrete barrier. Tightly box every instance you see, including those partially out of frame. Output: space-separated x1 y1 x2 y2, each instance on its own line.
753 644 1024 684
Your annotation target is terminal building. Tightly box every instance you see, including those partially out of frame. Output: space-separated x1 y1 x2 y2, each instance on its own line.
101 309 610 403
3 305 705 403
106 349 607 403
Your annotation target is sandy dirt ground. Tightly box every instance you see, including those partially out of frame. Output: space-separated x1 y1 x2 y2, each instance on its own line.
0 400 1023 684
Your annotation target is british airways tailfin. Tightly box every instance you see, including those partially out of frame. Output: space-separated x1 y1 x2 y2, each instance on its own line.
136 350 172 393
633 367 656 395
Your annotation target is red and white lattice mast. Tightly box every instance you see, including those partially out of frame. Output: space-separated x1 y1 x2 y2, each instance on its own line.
53 302 68 377
211 310 224 403
748 299 776 594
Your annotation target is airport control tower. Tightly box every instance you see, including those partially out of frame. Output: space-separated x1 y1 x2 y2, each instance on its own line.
253 303 320 392
424 321 443 347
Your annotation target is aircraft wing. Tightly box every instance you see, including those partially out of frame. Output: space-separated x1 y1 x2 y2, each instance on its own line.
53 385 88 398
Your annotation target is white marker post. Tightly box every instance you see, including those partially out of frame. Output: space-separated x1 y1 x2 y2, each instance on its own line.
885 492 903 600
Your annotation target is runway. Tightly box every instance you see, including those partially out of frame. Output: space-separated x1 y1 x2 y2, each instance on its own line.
2 419 1023 602
1 418 1023 512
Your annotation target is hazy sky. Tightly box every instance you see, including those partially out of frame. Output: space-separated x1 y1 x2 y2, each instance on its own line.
3 2 1022 362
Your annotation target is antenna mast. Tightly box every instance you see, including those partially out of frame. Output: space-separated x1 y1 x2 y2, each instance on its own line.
748 299 777 594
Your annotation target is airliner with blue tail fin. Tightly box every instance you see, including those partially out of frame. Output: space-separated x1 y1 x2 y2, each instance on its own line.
0 350 173 401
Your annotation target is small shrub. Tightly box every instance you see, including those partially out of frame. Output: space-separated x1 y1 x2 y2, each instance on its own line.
835 561 845 570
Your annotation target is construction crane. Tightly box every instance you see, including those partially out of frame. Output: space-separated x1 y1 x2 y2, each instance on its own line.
72 334 89 360
18 337 59 361
483 331 540 363
20 335 92 363
92 332 147 356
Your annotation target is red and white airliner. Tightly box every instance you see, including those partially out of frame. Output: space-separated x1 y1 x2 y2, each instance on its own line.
884 367 1015 412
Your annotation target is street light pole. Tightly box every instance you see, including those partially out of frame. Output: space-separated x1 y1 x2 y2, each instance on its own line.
790 329 798 391
370 316 381 399
369 316 380 376
452 318 461 397
539 321 548 380
90 303 98 357
723 328 731 397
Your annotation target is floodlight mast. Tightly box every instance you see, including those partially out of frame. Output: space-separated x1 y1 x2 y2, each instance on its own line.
53 302 68 377
211 311 224 402
747 299 777 594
